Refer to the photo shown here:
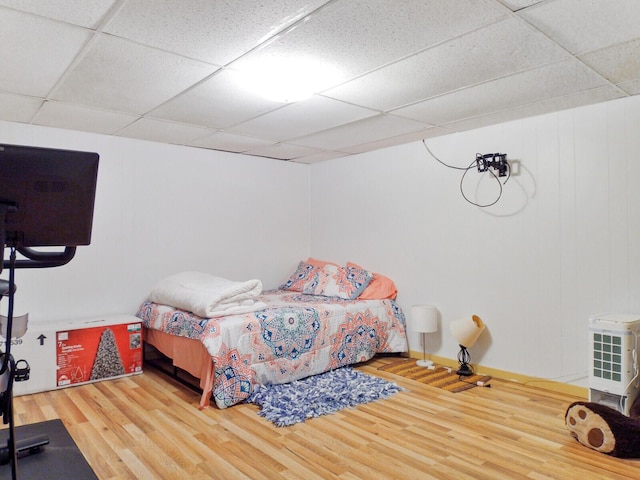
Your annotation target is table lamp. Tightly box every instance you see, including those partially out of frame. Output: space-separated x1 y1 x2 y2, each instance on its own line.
412 305 438 367
450 314 485 376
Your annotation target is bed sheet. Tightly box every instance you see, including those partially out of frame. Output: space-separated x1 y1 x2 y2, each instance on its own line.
136 289 407 409
143 329 215 408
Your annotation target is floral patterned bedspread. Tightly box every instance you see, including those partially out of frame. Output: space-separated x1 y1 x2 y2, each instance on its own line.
136 289 407 408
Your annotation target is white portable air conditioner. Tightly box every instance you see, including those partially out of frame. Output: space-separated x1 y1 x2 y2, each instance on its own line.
589 313 640 416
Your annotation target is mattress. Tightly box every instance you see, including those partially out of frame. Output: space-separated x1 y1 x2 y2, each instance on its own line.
137 289 407 409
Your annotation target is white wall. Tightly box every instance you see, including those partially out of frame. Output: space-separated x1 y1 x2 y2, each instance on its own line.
310 95 640 385
4 95 639 386
0 122 310 323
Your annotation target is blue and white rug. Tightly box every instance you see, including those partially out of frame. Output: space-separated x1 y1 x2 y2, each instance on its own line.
247 367 403 427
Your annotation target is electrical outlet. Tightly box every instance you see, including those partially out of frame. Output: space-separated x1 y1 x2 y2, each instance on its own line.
508 159 521 177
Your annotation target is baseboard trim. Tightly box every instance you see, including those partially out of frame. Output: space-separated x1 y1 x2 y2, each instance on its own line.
409 350 588 398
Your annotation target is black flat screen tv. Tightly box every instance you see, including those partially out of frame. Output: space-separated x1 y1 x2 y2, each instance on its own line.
0 143 99 249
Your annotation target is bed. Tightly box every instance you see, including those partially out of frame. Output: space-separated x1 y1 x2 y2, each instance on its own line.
135 264 408 409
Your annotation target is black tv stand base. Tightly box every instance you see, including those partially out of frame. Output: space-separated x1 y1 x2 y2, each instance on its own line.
0 433 49 465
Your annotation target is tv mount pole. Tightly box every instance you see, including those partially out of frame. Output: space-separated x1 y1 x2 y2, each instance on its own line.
0 205 78 480
0 143 98 480
0 203 20 480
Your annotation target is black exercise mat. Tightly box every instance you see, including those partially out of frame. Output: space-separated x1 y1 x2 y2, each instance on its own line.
0 419 97 479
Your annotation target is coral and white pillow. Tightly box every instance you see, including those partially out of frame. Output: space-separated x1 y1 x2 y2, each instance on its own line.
281 261 373 300
280 261 322 295
347 261 398 300
318 264 373 300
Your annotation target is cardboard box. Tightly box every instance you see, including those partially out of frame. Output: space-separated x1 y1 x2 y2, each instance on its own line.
3 321 56 395
6 314 142 396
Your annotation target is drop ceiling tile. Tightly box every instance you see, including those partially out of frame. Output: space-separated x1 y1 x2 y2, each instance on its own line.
498 0 544 11
0 8 92 96
0 0 116 28
51 34 219 114
190 131 276 153
323 16 569 111
148 69 281 129
236 0 508 86
293 114 430 151
519 0 640 54
32 101 138 134
393 58 609 125
342 126 452 155
443 85 625 132
118 117 214 145
227 95 378 142
0 93 43 122
580 38 640 85
291 150 348 164
104 0 331 65
244 142 324 161
618 79 640 95
0 0 638 163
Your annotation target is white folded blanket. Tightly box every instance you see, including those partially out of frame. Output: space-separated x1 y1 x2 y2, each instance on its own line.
149 271 267 318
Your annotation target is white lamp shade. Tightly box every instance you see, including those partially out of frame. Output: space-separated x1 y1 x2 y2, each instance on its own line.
450 315 485 348
411 305 438 333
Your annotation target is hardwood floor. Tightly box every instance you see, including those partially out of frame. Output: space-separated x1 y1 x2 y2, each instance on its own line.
5 356 640 479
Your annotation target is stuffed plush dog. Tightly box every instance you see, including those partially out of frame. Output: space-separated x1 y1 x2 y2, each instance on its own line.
565 396 640 457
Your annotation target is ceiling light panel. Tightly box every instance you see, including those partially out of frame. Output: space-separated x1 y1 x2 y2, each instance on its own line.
234 55 342 103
